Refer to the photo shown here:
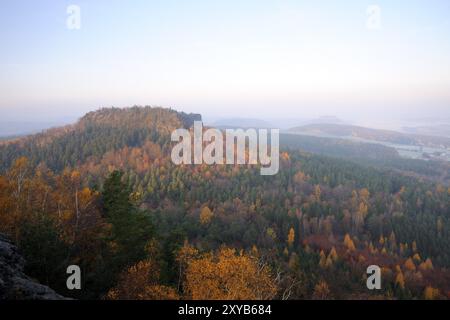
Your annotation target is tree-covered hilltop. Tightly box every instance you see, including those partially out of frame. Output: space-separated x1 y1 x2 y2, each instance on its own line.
0 106 448 300
0 106 201 172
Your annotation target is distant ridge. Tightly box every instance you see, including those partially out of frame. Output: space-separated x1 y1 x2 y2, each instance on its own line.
210 118 274 129
402 124 450 138
289 123 450 148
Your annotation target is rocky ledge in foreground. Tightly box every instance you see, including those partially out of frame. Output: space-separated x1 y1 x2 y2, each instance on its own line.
0 233 67 300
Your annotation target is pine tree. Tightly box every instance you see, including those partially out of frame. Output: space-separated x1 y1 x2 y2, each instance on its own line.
102 170 154 270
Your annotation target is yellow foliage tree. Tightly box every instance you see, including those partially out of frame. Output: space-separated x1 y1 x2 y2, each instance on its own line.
404 258 416 271
424 286 440 300
266 228 277 240
175 241 199 291
184 247 277 300
359 188 370 203
4 157 30 241
293 171 306 184
312 280 331 300
251 245 259 256
319 250 326 268
343 234 356 251
419 258 434 271
281 152 290 161
314 185 321 202
199 206 213 225
287 227 295 247
329 247 338 261
358 202 368 217
395 271 405 289
325 256 333 268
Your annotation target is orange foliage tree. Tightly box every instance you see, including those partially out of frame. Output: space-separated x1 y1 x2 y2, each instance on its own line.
312 280 331 300
184 247 277 300
106 260 179 300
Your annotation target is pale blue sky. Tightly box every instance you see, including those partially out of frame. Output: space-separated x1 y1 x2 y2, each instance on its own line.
1 0 449 124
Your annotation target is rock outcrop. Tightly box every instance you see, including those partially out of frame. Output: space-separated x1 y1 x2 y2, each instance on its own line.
0 233 66 300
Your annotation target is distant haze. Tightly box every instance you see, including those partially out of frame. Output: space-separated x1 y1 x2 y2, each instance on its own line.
1 1 449 131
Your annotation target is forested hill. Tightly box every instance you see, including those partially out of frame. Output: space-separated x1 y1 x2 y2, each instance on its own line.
0 106 449 300
0 106 201 172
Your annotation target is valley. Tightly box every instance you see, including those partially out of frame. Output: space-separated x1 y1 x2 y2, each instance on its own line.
286 123 450 162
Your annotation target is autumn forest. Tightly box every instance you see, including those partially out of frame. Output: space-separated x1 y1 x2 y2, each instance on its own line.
0 107 449 300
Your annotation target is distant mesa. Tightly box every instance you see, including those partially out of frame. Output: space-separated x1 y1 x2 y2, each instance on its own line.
210 118 275 129
288 123 450 149
303 116 347 125
209 116 346 130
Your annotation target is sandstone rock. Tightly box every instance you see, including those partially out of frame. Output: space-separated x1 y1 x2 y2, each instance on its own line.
0 233 67 300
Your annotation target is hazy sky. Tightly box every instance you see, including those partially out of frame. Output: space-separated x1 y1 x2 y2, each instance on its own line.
1 0 450 124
